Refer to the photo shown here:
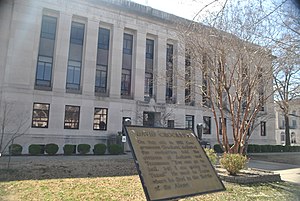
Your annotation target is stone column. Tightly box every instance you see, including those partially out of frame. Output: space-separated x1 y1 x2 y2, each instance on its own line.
155 35 167 104
109 24 124 99
53 13 72 93
175 41 185 105
133 30 146 101
82 19 98 96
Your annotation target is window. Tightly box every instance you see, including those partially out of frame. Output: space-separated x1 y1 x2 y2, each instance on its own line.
121 33 133 97
291 132 296 144
121 69 131 96
203 116 211 134
261 121 266 136
145 39 154 100
166 44 174 103
185 50 194 105
185 115 194 130
64 105 80 129
219 117 226 135
93 108 108 130
35 15 57 88
167 120 175 128
291 120 297 129
95 28 110 94
202 54 211 108
32 103 50 128
281 132 285 142
123 33 133 55
66 22 85 91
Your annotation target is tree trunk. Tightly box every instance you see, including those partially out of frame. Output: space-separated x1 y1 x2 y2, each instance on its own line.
284 114 291 146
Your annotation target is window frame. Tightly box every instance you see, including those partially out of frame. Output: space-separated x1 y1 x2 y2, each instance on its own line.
260 121 266 136
185 115 194 130
203 116 211 134
31 102 50 128
64 105 80 129
93 108 108 131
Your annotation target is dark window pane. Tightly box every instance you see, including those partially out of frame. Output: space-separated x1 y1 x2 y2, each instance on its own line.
35 15 57 88
98 28 110 50
123 33 133 55
203 116 211 134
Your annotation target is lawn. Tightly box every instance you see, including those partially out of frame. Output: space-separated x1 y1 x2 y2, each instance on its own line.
0 175 299 201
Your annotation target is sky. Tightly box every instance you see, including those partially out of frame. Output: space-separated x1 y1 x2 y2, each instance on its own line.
130 0 225 20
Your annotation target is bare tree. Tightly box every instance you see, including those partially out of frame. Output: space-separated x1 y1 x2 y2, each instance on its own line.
0 101 29 168
175 0 277 154
270 0 300 146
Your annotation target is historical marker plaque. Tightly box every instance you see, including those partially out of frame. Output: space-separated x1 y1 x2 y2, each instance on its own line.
124 126 225 201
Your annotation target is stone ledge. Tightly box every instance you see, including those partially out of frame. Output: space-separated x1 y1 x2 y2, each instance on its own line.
217 168 282 184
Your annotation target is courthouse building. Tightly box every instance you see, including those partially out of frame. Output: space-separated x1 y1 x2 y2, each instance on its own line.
0 0 276 154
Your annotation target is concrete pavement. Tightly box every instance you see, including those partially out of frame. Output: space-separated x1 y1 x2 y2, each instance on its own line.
248 159 300 185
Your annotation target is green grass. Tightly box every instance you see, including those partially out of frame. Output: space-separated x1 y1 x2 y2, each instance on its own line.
0 176 299 201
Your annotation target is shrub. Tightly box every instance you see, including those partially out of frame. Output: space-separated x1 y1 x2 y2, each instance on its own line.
220 153 247 175
63 144 76 155
77 144 91 154
9 144 22 155
93 143 107 155
204 148 218 165
247 144 261 153
108 144 123 155
213 144 224 153
45 143 59 155
29 144 44 155
273 145 283 152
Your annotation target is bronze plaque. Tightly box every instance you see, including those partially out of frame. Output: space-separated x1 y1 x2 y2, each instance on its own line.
124 126 225 201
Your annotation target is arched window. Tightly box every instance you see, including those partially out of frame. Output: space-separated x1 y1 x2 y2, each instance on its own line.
291 132 296 144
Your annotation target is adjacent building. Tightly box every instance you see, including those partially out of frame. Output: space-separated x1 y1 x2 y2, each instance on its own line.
275 99 300 145
0 0 276 154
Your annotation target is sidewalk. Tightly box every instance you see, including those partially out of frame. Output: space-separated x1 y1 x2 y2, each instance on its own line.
248 159 300 185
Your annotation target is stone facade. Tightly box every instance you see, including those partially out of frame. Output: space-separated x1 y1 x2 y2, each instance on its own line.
0 0 276 154
275 99 300 145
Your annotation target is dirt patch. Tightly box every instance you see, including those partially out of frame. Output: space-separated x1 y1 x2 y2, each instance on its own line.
0 155 137 181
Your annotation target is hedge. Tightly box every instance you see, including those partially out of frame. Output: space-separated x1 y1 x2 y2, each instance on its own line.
108 144 123 155
213 144 300 153
9 144 22 155
45 143 59 155
63 144 76 155
29 144 44 155
77 144 91 154
93 143 107 155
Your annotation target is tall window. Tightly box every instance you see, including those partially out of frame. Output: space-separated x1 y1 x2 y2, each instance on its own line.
185 51 194 105
166 44 174 103
203 116 211 134
260 121 266 136
202 55 210 108
95 28 110 94
121 33 133 97
32 103 50 128
35 15 57 88
185 115 194 130
145 39 154 100
64 105 80 129
93 108 108 130
66 22 85 91
219 117 227 135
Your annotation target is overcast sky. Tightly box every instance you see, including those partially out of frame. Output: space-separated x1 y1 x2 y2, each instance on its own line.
131 0 225 20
